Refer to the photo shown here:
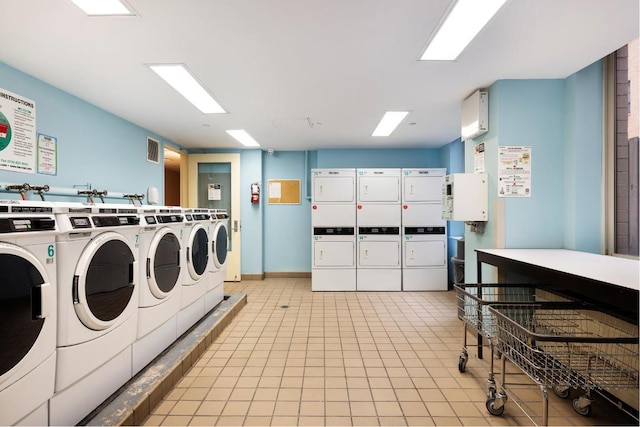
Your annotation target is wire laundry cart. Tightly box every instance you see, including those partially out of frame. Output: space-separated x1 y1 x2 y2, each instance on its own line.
487 303 639 426
454 284 572 393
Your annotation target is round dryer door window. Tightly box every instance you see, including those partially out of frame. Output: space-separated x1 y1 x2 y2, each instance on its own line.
148 228 181 298
213 222 228 268
187 225 209 280
0 244 47 377
73 232 136 330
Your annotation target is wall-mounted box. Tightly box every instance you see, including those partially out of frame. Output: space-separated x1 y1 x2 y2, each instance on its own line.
461 90 488 140
442 173 488 221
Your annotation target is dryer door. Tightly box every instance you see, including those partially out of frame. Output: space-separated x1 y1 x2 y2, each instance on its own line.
147 228 181 298
0 243 52 380
186 224 209 281
212 221 228 269
73 231 137 330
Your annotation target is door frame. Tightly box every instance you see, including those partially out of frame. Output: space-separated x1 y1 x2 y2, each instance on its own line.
186 153 241 282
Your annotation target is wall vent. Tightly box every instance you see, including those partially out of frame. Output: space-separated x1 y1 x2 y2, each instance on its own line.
147 137 159 164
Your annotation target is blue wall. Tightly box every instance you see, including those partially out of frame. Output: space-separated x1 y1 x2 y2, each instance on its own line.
317 148 442 168
0 61 168 202
464 60 607 282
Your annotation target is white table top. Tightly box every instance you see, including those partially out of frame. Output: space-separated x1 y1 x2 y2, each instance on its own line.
476 248 640 292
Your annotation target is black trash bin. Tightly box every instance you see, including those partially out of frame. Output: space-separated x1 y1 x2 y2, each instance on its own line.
451 256 465 284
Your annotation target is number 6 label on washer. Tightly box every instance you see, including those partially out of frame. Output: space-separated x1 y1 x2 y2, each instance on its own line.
47 244 55 257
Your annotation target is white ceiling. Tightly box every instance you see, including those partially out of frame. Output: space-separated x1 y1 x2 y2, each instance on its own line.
0 0 638 152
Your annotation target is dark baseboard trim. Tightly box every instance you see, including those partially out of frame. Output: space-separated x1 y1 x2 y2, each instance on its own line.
241 273 265 281
264 272 312 278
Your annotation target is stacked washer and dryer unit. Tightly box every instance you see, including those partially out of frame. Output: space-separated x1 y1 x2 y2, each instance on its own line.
50 202 141 426
401 169 448 291
311 169 357 291
356 169 403 291
0 200 58 426
311 168 448 292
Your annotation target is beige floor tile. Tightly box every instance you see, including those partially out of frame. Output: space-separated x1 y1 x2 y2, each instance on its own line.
371 388 397 401
273 401 300 416
325 401 351 416
350 401 377 417
352 416 379 426
153 400 176 415
247 401 276 416
425 402 456 417
142 414 165 425
221 401 250 416
378 416 407 426
215 415 245 425
270 416 298 425
406 416 435 426
298 416 325 426
160 415 192 425
204 387 233 401
299 401 325 416
400 401 430 417
325 388 349 402
187 415 217 425
325 416 352 426
375 401 403 417
169 400 201 416
195 401 225 416
228 387 255 401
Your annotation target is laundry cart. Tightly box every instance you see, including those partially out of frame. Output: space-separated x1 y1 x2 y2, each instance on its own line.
454 284 573 394
487 303 639 426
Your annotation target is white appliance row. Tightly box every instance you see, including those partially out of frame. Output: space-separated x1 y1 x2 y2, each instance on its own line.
311 168 447 292
0 200 228 426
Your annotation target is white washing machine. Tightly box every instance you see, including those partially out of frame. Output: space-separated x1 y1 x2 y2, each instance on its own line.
49 202 140 426
176 208 211 337
356 169 402 291
401 169 448 291
132 205 184 375
0 200 57 426
206 209 228 312
311 169 356 291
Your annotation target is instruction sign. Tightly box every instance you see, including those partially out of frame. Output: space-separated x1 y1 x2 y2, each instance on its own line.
37 133 57 175
0 88 36 173
208 183 222 201
498 146 531 197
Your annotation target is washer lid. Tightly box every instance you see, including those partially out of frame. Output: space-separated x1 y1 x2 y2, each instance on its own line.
0 243 49 377
73 232 137 330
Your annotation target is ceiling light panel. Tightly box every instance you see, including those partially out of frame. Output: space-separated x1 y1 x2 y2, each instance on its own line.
149 64 226 114
70 0 135 16
226 130 261 147
372 111 409 137
421 0 507 61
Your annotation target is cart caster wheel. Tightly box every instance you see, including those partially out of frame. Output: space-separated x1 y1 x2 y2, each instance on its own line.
553 386 570 399
572 398 592 416
458 353 468 372
486 397 505 416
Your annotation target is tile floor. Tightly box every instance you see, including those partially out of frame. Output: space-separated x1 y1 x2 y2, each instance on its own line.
142 278 637 426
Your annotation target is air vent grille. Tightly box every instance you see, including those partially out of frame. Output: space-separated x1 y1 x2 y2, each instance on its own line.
147 137 159 164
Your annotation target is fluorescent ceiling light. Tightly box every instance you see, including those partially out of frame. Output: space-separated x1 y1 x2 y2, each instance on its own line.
149 64 226 114
226 130 260 147
70 0 134 16
420 0 507 61
372 111 409 137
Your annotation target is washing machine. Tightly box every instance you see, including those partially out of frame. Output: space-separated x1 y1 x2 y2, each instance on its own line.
311 169 357 291
401 169 448 291
49 202 140 426
356 169 402 291
176 208 211 337
0 200 57 426
205 209 228 312
132 205 184 375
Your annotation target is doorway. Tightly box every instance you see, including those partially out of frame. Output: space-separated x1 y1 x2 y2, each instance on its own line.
187 153 241 282
163 147 182 207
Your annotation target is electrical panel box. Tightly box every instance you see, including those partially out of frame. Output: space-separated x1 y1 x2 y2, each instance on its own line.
442 173 488 221
461 90 488 141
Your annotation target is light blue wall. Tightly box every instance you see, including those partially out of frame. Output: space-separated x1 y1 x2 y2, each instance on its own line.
0 61 169 202
464 60 606 282
240 150 263 274
499 79 566 249
262 151 311 272
317 148 441 168
563 62 603 253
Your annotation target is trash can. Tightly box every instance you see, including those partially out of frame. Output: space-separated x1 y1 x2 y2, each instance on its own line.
452 256 465 284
